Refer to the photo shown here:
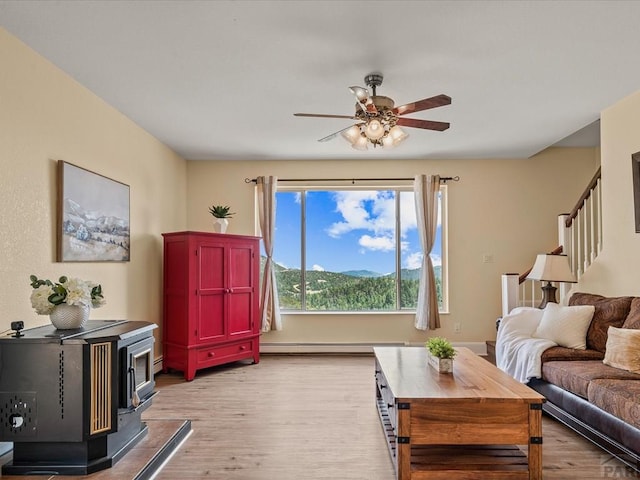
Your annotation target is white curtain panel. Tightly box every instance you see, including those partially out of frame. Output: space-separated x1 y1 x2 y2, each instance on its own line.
257 176 282 331
414 174 441 330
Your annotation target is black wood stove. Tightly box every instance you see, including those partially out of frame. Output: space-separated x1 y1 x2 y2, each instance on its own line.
0 320 156 475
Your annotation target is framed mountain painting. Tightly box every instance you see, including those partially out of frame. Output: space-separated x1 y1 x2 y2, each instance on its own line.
57 161 130 262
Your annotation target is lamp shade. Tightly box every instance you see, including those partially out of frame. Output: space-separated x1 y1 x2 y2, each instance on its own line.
349 86 369 102
341 125 362 144
364 119 385 140
526 254 576 283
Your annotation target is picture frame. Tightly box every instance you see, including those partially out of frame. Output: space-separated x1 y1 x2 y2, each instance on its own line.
57 161 130 262
633 152 640 233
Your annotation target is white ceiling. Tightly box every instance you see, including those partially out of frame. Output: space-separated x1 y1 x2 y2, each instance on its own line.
1 0 637 161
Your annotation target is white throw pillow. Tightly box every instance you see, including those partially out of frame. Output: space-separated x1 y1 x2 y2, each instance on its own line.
532 302 595 349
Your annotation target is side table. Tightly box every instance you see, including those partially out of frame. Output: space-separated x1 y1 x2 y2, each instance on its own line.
485 340 496 364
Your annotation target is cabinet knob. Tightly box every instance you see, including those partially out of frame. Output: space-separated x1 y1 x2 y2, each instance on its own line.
387 403 394 409
239 345 246 351
208 352 215 357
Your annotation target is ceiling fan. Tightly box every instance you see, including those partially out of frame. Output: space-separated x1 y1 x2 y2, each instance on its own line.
294 73 451 150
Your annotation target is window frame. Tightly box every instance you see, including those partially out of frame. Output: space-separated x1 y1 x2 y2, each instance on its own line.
268 182 449 314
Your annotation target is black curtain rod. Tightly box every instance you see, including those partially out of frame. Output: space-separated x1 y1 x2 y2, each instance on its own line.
244 175 460 184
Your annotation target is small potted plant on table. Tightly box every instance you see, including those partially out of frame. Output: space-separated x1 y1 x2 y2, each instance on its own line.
425 337 456 373
209 205 235 233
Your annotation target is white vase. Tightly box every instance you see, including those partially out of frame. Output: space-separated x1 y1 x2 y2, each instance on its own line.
49 304 90 330
213 218 229 233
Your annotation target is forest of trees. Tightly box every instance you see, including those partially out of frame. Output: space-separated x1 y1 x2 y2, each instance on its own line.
268 262 443 311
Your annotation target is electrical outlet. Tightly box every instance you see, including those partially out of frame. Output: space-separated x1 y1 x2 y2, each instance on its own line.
454 322 461 333
482 254 494 263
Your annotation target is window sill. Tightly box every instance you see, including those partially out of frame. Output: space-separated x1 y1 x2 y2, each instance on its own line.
280 310 450 316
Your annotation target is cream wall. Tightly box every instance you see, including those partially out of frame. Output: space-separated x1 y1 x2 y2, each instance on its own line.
0 23 608 354
575 90 640 296
186 149 597 346
0 29 187 359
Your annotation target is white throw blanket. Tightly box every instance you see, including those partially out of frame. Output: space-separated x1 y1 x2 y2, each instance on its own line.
496 307 557 383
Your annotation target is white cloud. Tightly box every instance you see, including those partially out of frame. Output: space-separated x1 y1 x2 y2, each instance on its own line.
359 235 395 252
312 264 325 271
327 191 395 238
322 190 442 257
405 252 423 269
326 190 441 241
404 252 441 269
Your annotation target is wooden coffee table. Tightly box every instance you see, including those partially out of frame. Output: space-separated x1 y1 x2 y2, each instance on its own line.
374 346 544 480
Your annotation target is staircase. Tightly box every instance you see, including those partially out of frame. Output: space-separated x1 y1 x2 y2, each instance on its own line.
501 167 602 316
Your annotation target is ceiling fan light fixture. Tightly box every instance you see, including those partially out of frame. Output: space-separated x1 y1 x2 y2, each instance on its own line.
349 86 369 102
382 135 394 148
351 135 369 151
295 74 451 150
341 124 363 144
389 125 408 145
364 119 385 140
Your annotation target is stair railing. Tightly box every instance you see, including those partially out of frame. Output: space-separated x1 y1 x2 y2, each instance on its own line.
561 166 603 280
501 167 602 317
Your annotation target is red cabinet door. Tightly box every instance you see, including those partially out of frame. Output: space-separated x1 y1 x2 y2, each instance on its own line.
196 242 226 342
228 243 255 337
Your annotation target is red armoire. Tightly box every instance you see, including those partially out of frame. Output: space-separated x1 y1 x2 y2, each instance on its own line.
162 231 260 381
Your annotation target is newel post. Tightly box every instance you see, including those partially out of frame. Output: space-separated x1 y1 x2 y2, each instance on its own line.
558 213 572 303
501 273 519 318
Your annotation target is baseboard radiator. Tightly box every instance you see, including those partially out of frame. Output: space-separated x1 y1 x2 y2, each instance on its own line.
155 344 488 369
260 341 487 355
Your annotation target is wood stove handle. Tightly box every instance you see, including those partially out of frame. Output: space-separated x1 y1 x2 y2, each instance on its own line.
129 367 140 408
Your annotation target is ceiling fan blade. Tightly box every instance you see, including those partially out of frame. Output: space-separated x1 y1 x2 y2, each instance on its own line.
294 113 358 120
318 124 361 142
393 94 451 116
396 117 450 131
349 86 377 114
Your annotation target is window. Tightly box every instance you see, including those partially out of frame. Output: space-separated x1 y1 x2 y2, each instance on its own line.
269 185 447 312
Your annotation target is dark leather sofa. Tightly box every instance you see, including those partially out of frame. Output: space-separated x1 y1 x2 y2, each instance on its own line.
526 293 640 472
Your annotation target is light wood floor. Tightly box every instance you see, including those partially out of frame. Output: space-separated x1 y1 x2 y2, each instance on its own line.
146 354 638 480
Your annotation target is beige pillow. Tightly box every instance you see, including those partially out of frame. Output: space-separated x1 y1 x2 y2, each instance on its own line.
603 327 640 373
533 303 594 349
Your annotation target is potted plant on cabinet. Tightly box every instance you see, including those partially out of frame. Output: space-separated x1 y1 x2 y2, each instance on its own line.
425 337 456 373
208 205 235 233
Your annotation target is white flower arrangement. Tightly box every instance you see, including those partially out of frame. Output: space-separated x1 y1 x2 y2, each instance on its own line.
29 275 106 315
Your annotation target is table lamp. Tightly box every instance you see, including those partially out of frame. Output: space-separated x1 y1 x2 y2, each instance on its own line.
526 254 577 308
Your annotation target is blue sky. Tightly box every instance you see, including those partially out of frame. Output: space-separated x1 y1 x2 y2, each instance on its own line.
273 190 442 274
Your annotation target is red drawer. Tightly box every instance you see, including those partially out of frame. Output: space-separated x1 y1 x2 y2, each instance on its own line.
196 340 253 366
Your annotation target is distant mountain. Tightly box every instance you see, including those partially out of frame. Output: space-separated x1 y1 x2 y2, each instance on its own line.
62 198 129 236
260 256 440 281
340 270 385 278
258 257 443 310
399 265 441 281
260 257 289 272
